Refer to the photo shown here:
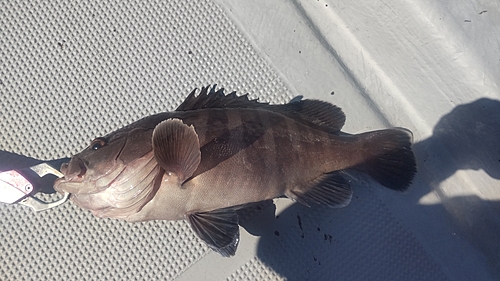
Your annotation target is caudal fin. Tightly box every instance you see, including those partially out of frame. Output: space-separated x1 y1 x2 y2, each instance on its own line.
353 128 417 191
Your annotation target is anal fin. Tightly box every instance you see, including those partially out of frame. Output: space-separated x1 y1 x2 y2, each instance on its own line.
187 207 240 257
287 171 352 208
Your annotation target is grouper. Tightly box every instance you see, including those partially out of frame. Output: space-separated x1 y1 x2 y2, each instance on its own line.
54 86 417 256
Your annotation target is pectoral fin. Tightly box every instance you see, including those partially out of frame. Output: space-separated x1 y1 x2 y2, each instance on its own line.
152 119 201 184
187 207 240 257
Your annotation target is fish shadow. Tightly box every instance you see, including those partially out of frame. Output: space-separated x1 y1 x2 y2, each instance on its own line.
253 98 500 281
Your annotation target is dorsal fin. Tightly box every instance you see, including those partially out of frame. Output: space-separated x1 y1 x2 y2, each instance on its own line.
176 85 268 111
177 85 346 133
272 99 345 132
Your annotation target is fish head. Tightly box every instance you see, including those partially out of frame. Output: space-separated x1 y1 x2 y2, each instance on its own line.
54 126 154 195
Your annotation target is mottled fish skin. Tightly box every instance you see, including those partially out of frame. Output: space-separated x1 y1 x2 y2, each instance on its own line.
54 86 417 256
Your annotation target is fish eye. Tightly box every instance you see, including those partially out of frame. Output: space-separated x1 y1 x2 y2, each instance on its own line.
90 138 107 150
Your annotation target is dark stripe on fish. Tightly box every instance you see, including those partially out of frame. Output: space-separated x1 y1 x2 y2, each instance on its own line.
205 107 230 142
189 110 266 179
256 110 281 182
244 110 269 180
275 112 299 188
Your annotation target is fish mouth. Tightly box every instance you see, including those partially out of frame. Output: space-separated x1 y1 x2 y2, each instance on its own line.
60 156 87 183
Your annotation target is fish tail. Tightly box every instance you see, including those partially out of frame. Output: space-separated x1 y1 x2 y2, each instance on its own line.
353 128 417 191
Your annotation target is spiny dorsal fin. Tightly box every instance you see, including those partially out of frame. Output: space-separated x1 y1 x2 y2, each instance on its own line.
177 85 346 133
152 119 201 184
176 85 267 111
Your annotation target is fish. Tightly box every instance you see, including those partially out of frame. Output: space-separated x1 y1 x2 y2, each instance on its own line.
54 85 417 256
